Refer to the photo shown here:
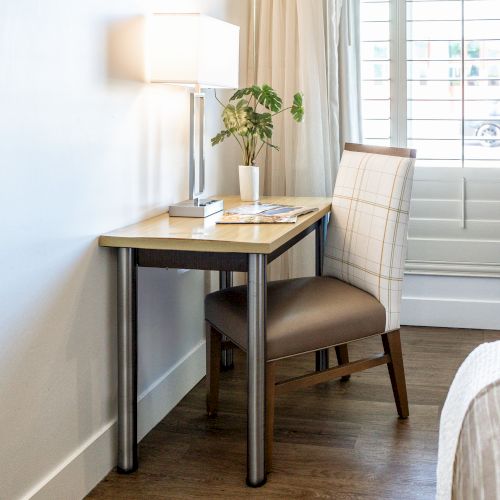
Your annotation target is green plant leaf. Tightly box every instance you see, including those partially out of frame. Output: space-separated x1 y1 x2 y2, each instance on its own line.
255 84 282 112
222 100 250 135
291 92 304 122
229 87 254 101
210 130 231 146
252 111 273 140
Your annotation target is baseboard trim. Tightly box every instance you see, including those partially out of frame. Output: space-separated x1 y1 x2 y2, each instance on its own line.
401 297 500 330
26 340 206 500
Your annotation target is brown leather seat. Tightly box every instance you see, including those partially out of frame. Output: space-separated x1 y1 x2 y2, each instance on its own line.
205 276 386 361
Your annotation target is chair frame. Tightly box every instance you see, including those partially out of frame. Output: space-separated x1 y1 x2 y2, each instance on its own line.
206 142 415 472
207 324 409 472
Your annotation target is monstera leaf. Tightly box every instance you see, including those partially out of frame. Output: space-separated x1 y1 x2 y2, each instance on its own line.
252 112 273 140
291 93 304 122
211 129 231 146
222 100 249 135
255 84 282 112
229 85 260 101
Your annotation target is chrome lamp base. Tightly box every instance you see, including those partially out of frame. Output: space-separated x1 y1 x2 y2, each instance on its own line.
169 198 224 218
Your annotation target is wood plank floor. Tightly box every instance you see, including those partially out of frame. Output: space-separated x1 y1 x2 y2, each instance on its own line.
88 326 500 499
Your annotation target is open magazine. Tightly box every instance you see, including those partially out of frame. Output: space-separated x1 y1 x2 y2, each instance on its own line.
216 202 318 224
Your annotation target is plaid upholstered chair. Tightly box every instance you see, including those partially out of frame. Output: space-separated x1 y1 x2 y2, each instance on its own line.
205 143 416 471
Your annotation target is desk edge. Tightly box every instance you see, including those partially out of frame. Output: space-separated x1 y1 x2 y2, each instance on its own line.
98 203 331 254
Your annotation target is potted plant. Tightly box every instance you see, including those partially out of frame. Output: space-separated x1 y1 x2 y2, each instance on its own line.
211 84 304 201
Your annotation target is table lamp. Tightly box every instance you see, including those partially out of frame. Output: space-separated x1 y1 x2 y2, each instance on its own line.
147 13 240 217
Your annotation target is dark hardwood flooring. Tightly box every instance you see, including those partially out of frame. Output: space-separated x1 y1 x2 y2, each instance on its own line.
88 326 500 499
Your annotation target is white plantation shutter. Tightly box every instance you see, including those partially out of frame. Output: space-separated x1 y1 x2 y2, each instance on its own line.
407 168 500 276
360 0 500 276
361 0 391 148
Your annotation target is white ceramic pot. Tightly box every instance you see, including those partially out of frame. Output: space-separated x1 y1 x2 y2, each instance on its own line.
238 165 260 201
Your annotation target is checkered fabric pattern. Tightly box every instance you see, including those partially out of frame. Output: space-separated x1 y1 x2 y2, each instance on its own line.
323 149 415 331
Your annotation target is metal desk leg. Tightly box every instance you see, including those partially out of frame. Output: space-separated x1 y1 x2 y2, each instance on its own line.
117 248 138 473
247 254 267 487
219 271 234 370
315 215 329 372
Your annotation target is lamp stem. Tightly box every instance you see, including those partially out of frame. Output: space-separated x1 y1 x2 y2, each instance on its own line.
189 87 205 203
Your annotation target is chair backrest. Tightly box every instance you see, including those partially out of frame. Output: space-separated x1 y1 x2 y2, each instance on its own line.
323 143 416 331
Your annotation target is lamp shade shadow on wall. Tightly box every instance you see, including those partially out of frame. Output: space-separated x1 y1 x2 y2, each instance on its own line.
107 16 145 81
105 15 191 214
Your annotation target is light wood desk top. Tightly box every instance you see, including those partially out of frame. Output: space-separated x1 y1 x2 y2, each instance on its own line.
99 195 332 254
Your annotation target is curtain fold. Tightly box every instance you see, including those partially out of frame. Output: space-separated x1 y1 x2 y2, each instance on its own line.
327 0 363 172
249 0 362 278
250 0 332 198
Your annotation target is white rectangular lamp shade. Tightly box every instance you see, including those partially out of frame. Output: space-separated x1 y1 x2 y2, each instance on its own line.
147 13 240 88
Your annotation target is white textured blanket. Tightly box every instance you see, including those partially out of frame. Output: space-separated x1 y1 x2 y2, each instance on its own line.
436 341 500 500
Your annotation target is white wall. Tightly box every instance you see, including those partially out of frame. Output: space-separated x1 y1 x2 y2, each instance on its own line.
0 1 249 499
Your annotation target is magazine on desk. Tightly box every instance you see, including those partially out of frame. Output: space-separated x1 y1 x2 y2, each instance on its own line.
216 202 318 224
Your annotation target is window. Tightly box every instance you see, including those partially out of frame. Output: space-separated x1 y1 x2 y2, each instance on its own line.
360 0 500 276
361 0 500 167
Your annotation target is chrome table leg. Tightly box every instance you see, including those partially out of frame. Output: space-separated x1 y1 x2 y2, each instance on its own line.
219 271 234 370
247 254 267 487
117 248 138 473
315 215 330 371
315 349 329 372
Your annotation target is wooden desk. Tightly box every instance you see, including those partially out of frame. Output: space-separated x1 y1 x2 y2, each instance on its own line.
99 195 332 487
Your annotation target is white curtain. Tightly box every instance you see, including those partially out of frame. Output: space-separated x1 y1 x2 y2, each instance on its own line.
249 0 362 278
327 0 363 170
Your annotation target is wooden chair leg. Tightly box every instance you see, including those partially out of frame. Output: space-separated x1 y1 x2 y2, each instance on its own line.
335 344 351 381
381 329 409 419
206 325 221 417
265 361 276 474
